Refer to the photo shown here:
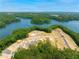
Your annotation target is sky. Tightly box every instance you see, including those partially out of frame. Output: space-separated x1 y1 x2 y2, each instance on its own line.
0 0 79 12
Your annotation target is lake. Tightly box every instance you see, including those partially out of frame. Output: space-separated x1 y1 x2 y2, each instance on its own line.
0 18 79 39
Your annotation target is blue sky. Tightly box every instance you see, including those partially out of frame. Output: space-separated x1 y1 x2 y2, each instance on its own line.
0 0 79 12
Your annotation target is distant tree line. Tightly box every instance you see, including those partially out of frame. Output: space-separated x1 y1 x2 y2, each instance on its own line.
0 13 79 28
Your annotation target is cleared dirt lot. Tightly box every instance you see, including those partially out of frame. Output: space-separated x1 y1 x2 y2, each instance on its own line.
0 28 79 59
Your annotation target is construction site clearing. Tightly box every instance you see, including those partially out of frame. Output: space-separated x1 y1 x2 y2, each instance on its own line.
0 28 79 59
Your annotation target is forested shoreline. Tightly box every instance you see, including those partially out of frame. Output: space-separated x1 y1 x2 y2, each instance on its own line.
0 14 20 28
0 25 79 53
0 12 79 28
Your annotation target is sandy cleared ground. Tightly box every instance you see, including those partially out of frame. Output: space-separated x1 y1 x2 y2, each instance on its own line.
0 28 79 59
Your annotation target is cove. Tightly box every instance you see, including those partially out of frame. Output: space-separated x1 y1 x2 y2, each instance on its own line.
0 18 79 39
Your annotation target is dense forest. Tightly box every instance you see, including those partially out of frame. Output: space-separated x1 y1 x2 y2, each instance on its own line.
12 40 79 59
0 13 20 28
15 12 79 25
0 12 79 27
31 15 50 25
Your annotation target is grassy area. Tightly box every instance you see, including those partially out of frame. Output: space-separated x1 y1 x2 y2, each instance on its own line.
0 25 79 53
12 40 79 59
